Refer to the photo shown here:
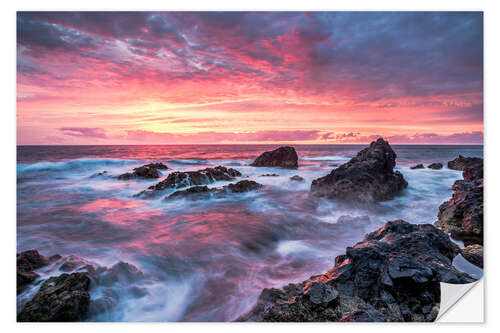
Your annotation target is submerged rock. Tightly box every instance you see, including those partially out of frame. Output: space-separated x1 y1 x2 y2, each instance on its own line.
447 155 483 171
310 138 408 203
461 244 483 268
435 159 483 246
237 220 473 322
410 164 424 169
290 175 305 181
427 163 443 170
166 180 262 200
260 173 279 177
251 147 298 169
146 166 241 193
17 273 91 322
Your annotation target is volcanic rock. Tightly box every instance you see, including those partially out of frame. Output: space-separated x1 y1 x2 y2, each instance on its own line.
237 220 473 322
435 159 483 246
147 166 241 192
427 163 443 170
410 164 424 169
310 138 408 203
447 155 483 171
251 147 298 169
17 250 50 293
17 273 91 322
461 244 483 268
166 180 262 200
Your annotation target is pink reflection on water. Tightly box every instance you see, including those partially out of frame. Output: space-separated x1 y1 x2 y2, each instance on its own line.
79 198 146 212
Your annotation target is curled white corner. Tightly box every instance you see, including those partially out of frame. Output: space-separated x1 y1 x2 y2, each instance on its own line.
436 279 483 322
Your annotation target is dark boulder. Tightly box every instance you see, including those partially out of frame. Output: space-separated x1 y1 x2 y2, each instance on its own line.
143 162 168 170
145 166 241 193
260 173 279 177
447 155 483 171
237 220 473 322
410 164 424 170
435 159 483 246
427 163 443 170
225 180 262 193
290 175 305 181
17 273 91 322
461 244 483 268
117 162 168 180
251 147 298 169
17 250 50 293
166 180 262 200
310 138 408 203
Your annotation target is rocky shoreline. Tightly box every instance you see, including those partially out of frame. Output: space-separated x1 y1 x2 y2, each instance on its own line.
17 139 483 322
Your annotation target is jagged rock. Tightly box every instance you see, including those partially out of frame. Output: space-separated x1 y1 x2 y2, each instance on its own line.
143 162 168 170
17 250 50 293
410 164 424 169
17 273 91 322
461 244 483 268
237 220 472 322
310 138 408 203
339 304 387 322
427 163 443 170
166 180 262 200
225 180 262 193
290 175 304 181
146 166 241 192
447 155 483 171
117 162 168 180
435 159 483 246
251 147 298 169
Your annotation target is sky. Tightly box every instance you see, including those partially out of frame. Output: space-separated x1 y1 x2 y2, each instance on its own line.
17 12 483 145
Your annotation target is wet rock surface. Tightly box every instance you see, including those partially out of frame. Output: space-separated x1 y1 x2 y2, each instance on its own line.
310 138 408 203
290 175 305 181
410 164 424 169
435 159 483 246
17 250 53 293
18 273 91 322
237 220 473 322
447 155 483 171
251 146 298 169
427 163 443 170
461 244 483 268
166 180 262 200
117 162 168 180
145 166 241 193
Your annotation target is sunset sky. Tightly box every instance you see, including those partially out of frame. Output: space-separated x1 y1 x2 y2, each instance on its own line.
17 11 483 145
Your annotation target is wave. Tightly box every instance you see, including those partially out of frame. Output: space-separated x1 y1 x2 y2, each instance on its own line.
17 158 140 174
301 155 350 162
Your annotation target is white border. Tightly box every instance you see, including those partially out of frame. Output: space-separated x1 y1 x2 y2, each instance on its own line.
2 0 498 331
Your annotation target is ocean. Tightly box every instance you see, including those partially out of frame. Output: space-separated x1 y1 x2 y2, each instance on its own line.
16 144 484 321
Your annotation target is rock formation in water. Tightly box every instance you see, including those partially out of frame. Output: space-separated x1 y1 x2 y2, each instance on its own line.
145 166 241 193
166 180 263 200
310 138 408 203
435 159 483 247
251 147 298 169
410 164 424 169
17 250 147 322
447 155 483 171
461 244 483 268
17 250 60 294
290 175 305 181
117 162 169 180
237 220 474 322
18 273 91 322
427 163 443 170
